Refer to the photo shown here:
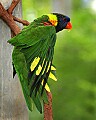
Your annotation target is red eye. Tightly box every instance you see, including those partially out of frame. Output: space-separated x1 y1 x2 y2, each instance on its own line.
63 18 66 22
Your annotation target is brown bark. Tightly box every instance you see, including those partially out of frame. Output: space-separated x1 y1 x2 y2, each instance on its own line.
0 2 20 35
44 91 53 120
13 16 30 26
7 0 20 15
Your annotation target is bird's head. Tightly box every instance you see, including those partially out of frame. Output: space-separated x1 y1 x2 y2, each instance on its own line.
47 13 72 32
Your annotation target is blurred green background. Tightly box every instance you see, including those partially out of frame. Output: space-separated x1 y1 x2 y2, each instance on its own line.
22 0 96 120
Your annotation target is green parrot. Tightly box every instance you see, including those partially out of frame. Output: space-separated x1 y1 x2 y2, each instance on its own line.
8 13 72 113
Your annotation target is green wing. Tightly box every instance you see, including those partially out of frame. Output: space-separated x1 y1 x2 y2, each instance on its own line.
8 25 56 113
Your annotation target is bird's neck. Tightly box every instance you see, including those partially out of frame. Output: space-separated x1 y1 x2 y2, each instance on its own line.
33 15 49 26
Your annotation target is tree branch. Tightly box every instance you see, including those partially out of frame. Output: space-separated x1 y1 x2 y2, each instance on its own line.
0 2 21 35
13 16 30 26
7 0 20 14
44 91 53 120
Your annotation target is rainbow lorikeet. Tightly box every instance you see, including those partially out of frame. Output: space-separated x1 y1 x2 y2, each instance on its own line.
8 13 72 113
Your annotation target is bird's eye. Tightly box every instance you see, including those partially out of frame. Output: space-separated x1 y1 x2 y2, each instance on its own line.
63 18 66 22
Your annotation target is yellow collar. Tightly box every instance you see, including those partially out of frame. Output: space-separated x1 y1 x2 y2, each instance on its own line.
47 14 58 26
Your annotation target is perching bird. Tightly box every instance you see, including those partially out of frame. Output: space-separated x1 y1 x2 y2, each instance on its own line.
8 13 72 113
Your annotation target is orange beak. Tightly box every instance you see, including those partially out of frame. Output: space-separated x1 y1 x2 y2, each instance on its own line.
65 22 72 29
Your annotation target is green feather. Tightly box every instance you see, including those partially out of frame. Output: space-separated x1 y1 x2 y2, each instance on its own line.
8 15 57 112
12 48 33 111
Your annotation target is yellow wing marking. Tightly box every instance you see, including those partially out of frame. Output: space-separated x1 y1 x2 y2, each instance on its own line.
36 65 42 75
30 57 40 71
42 80 50 92
51 66 56 70
30 57 57 91
49 72 57 81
